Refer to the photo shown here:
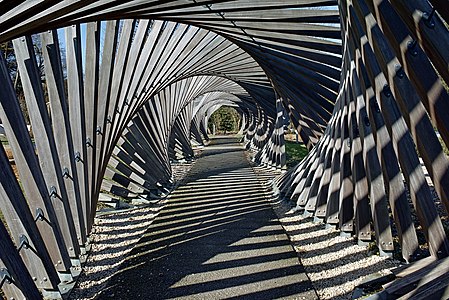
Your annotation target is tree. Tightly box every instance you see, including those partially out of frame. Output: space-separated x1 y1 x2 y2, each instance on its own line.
208 106 241 134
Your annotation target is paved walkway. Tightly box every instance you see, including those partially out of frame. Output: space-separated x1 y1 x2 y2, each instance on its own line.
98 136 316 299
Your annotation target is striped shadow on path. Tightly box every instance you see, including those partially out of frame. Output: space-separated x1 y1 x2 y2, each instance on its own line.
98 136 316 299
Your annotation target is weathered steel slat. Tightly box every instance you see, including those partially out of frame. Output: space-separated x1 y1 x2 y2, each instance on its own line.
66 24 92 233
41 30 87 246
0 144 60 290
344 0 449 258
0 226 41 300
84 22 101 222
0 47 72 276
353 0 449 225
356 54 419 261
13 36 80 258
350 56 394 252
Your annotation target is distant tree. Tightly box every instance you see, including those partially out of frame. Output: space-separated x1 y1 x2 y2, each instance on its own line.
1 40 17 81
0 40 29 124
208 106 240 134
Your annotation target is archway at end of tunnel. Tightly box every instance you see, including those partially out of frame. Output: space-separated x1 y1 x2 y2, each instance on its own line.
207 106 242 136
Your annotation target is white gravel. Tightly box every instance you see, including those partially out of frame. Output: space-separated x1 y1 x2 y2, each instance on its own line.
249 163 400 299
270 199 400 300
69 205 164 299
70 146 401 300
69 159 196 299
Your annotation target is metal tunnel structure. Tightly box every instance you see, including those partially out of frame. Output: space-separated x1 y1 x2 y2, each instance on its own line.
0 0 448 298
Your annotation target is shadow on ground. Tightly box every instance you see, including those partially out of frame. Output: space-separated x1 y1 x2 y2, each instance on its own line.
97 136 316 299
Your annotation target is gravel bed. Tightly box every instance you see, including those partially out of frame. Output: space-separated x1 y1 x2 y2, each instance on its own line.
69 158 197 299
270 200 400 299
69 205 164 299
250 164 401 299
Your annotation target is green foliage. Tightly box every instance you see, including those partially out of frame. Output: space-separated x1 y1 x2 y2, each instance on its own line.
0 136 8 145
442 75 449 94
208 106 241 134
439 136 449 156
1 40 31 124
1 41 17 81
285 141 308 168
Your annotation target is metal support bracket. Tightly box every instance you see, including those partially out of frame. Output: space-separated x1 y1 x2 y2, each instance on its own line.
407 40 418 56
62 167 70 179
35 208 45 222
74 152 82 162
382 84 392 97
49 186 58 198
422 9 435 29
0 268 12 288
17 234 30 252
85 138 92 147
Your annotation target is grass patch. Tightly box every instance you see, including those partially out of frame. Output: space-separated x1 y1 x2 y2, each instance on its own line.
285 141 308 168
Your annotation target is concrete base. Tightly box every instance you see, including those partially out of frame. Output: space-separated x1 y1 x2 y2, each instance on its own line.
325 223 337 230
313 216 324 224
59 280 76 298
80 242 91 254
98 193 120 209
57 271 73 283
302 210 313 218
291 205 304 213
358 239 371 247
379 249 393 258
42 289 62 300
340 231 352 238
70 258 81 267
131 198 152 206
42 280 77 300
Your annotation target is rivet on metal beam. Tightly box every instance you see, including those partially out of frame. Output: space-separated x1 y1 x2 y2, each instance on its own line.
353 125 359 137
372 101 381 113
106 115 112 124
407 40 418 56
382 85 392 97
422 9 435 29
364 115 370 127
96 126 102 135
395 64 404 79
